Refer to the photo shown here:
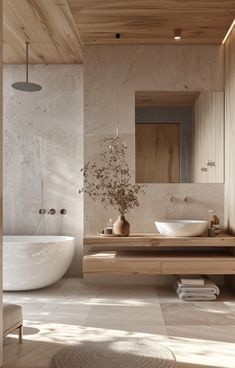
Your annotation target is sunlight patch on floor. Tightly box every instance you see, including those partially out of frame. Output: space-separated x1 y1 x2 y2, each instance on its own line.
165 335 235 368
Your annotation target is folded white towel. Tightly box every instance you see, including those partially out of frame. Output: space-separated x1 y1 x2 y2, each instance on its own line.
176 278 220 296
179 274 204 286
177 291 217 301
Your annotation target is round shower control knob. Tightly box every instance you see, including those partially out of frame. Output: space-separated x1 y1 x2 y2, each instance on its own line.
39 209 46 215
60 209 67 215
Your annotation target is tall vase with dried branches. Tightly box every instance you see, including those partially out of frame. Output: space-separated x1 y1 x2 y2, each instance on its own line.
80 136 145 236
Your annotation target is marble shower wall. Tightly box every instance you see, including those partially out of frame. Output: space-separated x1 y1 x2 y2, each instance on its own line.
84 45 224 234
3 65 84 276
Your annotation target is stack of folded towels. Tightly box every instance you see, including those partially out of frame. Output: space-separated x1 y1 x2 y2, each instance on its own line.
175 275 220 301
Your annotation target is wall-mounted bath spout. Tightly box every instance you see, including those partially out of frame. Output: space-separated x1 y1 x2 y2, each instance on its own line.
60 209 67 235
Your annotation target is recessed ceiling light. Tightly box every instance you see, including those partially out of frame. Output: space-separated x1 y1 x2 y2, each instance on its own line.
174 28 182 41
222 19 235 44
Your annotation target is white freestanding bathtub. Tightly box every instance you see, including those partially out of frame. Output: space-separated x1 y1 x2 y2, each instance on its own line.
3 236 75 291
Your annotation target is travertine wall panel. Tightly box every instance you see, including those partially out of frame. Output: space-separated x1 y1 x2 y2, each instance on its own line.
3 64 84 276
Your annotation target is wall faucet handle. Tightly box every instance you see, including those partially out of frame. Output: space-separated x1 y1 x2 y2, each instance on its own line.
39 209 46 215
184 196 191 203
60 209 67 215
48 209 56 215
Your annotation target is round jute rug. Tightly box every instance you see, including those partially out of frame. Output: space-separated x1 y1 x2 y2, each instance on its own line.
50 338 176 368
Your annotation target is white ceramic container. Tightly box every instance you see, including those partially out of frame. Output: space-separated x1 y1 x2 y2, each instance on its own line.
155 220 208 237
3 236 75 291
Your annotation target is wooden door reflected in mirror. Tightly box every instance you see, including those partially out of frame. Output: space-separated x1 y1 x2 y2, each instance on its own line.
136 123 180 183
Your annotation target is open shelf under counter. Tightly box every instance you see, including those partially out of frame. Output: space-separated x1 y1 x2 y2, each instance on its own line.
83 233 235 277
83 249 235 275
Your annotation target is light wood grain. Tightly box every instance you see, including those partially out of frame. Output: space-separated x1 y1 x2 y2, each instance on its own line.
225 27 235 235
162 261 235 274
191 91 224 183
136 123 180 183
0 0 3 364
83 251 235 275
136 91 200 107
83 252 161 275
68 0 235 45
84 233 235 247
3 0 83 64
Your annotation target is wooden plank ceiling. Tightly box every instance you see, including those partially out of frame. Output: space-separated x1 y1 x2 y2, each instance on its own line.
3 0 235 63
68 0 235 45
3 0 84 64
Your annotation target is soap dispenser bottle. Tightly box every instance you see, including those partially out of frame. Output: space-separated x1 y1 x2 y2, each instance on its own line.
209 209 220 235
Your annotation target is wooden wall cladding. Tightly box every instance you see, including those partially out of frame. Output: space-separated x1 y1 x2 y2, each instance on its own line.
191 92 224 183
0 0 3 364
225 27 235 234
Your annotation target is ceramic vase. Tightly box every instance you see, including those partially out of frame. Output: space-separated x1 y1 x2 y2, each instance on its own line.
113 215 130 236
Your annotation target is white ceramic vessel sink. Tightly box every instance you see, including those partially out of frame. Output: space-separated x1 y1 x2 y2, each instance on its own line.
155 220 208 237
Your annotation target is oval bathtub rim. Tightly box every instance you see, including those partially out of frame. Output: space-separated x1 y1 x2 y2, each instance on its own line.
3 235 75 244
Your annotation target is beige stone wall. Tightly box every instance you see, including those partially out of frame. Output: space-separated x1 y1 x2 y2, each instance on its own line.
84 45 224 235
3 64 84 276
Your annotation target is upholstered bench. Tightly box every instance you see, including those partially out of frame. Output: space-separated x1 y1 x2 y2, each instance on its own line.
3 303 23 343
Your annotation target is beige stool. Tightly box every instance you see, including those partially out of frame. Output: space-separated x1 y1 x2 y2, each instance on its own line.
3 303 23 343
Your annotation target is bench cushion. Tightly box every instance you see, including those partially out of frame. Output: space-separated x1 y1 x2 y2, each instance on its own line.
3 303 23 333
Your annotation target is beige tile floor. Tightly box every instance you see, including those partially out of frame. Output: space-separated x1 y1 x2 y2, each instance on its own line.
3 278 235 368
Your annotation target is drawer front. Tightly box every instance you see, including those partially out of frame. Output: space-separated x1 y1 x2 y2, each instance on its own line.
83 260 161 275
162 261 235 274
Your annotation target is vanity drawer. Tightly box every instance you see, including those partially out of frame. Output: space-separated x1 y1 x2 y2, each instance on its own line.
83 252 161 275
162 261 235 274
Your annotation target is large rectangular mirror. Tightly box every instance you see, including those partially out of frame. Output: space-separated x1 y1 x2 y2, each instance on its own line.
135 91 224 184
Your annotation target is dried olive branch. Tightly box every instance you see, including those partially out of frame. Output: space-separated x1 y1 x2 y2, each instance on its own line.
79 136 145 215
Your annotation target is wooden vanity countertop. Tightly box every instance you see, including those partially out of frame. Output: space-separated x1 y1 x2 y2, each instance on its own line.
84 233 235 247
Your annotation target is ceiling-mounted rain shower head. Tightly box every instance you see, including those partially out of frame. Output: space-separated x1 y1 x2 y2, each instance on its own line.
12 42 42 92
11 81 42 92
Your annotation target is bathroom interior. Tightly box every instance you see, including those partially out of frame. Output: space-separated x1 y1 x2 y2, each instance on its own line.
0 0 235 367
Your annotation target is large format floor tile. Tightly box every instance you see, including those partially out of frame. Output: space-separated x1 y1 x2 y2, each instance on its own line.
3 278 235 368
161 301 235 326
166 325 235 368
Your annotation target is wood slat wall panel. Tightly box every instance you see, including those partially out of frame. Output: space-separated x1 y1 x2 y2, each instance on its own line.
0 0 3 364
191 92 224 183
225 27 235 234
